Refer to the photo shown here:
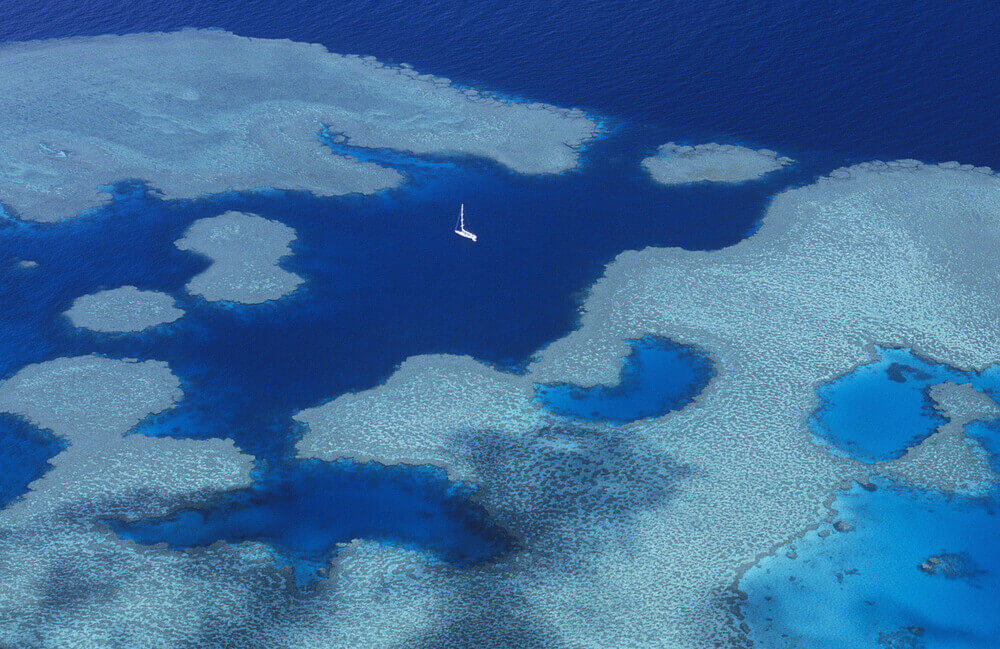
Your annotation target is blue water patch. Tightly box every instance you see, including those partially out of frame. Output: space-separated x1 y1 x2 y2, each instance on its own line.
533 336 713 424
2 0 999 614
3 0 998 169
810 348 970 462
964 368 1000 476
0 414 66 508
0 120 779 575
740 478 1000 649
106 459 513 587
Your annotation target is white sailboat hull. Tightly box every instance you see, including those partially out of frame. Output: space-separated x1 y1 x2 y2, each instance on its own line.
454 228 477 242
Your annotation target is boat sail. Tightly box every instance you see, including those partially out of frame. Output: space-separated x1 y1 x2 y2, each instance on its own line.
454 203 477 242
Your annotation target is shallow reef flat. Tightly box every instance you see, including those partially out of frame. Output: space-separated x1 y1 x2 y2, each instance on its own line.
0 30 597 221
872 380 999 497
0 355 254 520
641 142 793 185
295 354 548 483
3 160 998 648
63 285 184 332
175 211 302 304
0 356 260 648
291 161 1000 647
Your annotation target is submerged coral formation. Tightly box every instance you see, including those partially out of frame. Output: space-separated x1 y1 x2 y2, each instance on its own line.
175 211 302 304
0 356 257 646
295 354 547 482
2 27 999 647
641 142 793 185
63 286 184 332
876 381 1000 496
0 355 253 517
2 159 997 648
0 30 597 222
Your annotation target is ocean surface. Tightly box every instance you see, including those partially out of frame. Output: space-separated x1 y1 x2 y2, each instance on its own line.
1 0 999 641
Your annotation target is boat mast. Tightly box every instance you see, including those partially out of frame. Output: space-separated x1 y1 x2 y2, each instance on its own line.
454 203 477 242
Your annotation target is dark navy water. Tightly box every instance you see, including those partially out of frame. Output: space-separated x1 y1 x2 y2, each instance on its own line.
1 0 999 634
2 0 998 168
534 336 713 423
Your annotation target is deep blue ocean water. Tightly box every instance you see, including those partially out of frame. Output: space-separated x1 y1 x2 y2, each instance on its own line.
1 0 999 636
2 0 998 168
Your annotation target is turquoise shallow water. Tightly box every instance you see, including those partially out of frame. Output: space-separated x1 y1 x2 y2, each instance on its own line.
742 352 1000 647
1 0 999 644
811 347 1000 462
810 348 968 462
740 478 1000 649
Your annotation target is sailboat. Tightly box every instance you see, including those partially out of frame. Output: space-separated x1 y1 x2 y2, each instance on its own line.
454 203 477 242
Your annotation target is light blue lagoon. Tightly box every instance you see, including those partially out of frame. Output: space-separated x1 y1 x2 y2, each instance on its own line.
740 478 1000 649
811 347 969 462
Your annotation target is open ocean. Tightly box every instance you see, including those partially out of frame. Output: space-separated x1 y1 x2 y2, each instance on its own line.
1 0 999 643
